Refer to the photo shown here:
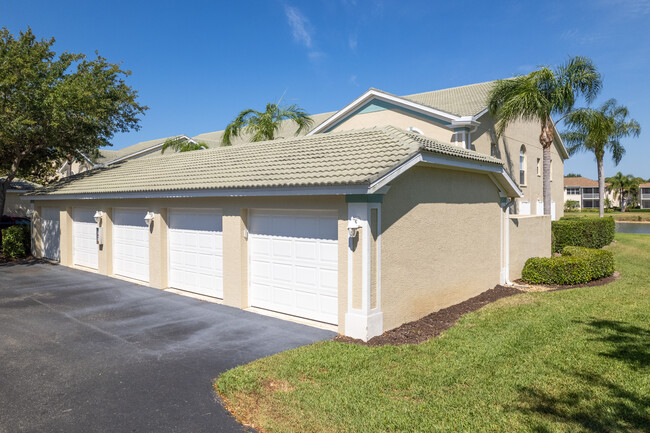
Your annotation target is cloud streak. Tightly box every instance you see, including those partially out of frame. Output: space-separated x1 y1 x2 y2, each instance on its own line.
285 6 312 48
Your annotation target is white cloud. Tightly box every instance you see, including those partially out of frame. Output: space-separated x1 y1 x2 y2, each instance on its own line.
349 74 358 85
285 6 312 48
348 34 358 50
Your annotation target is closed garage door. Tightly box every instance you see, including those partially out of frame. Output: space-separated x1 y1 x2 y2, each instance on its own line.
73 208 98 269
248 210 338 324
113 209 149 282
41 207 60 261
168 209 223 298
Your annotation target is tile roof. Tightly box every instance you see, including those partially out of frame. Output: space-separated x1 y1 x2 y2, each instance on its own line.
564 176 598 188
1 177 41 191
401 80 497 117
640 182 650 188
29 126 502 197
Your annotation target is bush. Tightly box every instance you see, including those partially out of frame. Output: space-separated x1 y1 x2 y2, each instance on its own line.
1 225 31 258
521 246 615 285
552 217 615 253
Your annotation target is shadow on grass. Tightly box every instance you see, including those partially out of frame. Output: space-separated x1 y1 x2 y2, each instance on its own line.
515 319 650 432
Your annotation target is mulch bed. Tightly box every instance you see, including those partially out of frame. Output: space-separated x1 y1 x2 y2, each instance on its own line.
334 285 523 347
514 271 621 292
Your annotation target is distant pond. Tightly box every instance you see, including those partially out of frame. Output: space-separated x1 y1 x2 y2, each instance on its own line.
615 222 650 234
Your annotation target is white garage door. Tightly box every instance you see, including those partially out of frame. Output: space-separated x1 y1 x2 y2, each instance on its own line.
73 208 98 269
248 210 338 324
113 209 149 282
168 209 223 298
41 207 60 261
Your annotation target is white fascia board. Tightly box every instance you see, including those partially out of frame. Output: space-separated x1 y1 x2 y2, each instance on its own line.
308 90 462 136
24 185 370 201
552 126 570 159
368 152 522 197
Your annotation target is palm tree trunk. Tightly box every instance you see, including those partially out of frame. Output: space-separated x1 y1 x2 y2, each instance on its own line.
543 145 551 215
0 177 9 218
540 119 553 216
597 157 605 218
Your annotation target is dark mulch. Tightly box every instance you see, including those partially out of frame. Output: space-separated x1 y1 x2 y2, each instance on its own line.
0 255 45 265
335 285 523 347
514 271 621 291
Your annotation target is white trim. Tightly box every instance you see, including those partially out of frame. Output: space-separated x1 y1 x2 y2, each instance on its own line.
345 202 383 341
308 89 466 136
26 185 371 201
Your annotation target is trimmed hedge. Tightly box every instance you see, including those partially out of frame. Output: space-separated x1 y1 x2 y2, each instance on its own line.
1 225 31 258
551 217 615 253
521 246 615 285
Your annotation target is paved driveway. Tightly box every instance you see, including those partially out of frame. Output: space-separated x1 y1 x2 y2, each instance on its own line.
0 262 336 433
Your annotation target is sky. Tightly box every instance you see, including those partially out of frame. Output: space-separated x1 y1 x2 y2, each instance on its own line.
1 0 648 179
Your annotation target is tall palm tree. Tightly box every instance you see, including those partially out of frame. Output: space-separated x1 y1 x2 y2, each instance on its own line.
221 103 313 146
562 99 640 217
161 136 208 154
488 56 602 215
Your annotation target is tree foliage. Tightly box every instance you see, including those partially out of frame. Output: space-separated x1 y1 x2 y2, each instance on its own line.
0 27 148 215
161 136 208 154
221 103 313 146
488 56 602 215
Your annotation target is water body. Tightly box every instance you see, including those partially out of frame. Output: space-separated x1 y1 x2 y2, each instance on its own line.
615 222 650 234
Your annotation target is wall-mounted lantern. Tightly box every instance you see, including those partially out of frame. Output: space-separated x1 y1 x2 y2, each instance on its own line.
144 211 155 226
93 211 103 224
347 217 362 238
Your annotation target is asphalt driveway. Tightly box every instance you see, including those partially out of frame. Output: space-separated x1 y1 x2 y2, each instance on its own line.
0 262 336 433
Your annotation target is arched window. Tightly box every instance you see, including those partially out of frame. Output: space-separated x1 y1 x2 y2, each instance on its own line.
408 126 423 135
519 145 526 186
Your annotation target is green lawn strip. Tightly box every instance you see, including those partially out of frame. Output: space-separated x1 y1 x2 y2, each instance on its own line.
567 211 650 222
216 233 650 433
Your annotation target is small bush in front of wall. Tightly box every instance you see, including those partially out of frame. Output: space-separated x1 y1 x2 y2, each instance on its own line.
1 225 31 258
552 217 615 253
521 246 615 285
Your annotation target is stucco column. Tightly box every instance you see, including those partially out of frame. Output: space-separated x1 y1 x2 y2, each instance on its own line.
222 207 248 308
97 208 111 276
149 208 167 289
344 197 383 341
60 207 73 266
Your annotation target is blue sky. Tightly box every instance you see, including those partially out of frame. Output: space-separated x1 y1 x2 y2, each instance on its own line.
2 0 648 179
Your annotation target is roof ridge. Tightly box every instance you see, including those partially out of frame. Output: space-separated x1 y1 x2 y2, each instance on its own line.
401 79 500 98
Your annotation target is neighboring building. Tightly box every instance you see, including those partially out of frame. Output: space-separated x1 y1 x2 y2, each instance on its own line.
640 183 650 209
564 176 617 210
25 80 560 341
2 178 41 217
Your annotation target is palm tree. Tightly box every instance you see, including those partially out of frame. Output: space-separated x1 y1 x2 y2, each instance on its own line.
221 103 313 146
488 56 602 215
627 177 646 209
161 136 208 154
606 172 633 212
562 99 641 217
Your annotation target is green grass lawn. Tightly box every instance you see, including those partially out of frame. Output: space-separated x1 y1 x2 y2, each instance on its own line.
566 210 650 222
215 234 650 433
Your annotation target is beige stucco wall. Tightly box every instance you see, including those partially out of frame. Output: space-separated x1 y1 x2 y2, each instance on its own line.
508 215 552 281
472 114 566 219
380 165 502 331
4 191 32 217
329 108 457 144
32 195 349 334
331 107 567 219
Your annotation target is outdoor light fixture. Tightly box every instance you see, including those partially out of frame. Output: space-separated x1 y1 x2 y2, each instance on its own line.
93 211 103 224
347 217 361 238
144 211 155 226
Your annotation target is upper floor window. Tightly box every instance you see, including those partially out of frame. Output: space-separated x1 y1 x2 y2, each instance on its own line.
519 145 526 186
566 187 580 195
536 158 541 176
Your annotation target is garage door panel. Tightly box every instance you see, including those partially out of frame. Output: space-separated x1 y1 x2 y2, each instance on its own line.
113 209 149 282
73 208 98 269
168 209 223 298
249 210 338 325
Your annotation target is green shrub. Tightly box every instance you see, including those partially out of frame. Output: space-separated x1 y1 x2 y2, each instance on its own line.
521 246 615 285
552 217 615 253
1 225 31 258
